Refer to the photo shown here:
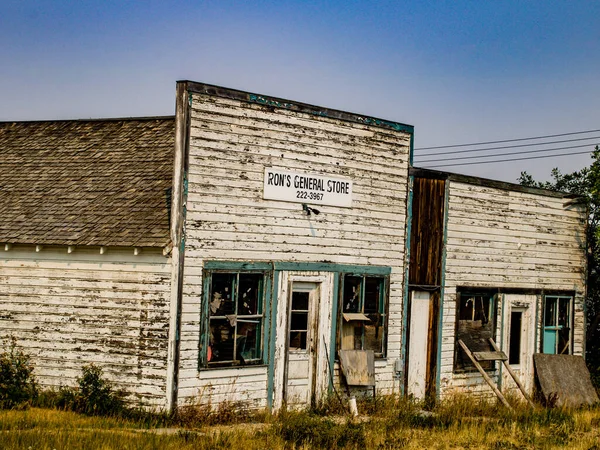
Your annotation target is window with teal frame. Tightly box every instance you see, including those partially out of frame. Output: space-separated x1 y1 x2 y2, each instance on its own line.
200 271 266 368
542 295 572 355
339 274 387 357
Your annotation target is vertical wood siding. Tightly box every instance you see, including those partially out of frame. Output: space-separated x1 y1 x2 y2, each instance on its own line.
440 181 587 396
0 246 172 408
178 92 411 407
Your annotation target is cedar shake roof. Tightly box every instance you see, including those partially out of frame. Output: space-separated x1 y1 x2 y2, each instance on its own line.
0 117 175 247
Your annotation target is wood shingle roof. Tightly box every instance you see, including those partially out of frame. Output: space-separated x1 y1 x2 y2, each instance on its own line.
0 117 174 248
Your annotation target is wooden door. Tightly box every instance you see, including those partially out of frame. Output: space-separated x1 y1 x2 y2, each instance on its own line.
502 294 536 395
285 282 320 407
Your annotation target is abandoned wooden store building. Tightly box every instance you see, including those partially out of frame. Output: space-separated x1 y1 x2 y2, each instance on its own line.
0 81 587 411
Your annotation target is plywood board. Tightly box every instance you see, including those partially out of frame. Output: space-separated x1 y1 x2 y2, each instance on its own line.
339 350 375 386
533 354 599 407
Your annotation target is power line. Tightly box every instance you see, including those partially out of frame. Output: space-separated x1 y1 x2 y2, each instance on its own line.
415 135 600 157
414 128 600 151
414 143 598 163
419 150 593 169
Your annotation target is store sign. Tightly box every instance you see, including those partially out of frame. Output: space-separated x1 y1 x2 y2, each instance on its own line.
263 168 353 208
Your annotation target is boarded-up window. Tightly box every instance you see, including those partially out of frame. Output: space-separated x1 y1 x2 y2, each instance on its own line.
454 292 497 372
339 275 387 357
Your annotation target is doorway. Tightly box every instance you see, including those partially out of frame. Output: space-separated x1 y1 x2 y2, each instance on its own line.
502 294 536 395
406 290 439 399
285 282 320 407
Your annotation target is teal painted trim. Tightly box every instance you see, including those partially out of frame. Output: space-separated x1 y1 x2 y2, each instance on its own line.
328 274 340 392
266 271 280 409
435 179 450 399
409 133 414 167
498 294 505 391
400 175 414 396
203 261 273 271
203 261 390 274
247 93 414 135
262 275 273 365
273 261 391 275
198 273 212 369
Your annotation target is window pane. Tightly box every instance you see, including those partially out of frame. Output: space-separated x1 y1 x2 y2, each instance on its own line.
210 273 236 316
209 318 235 362
289 331 307 350
290 312 308 331
343 276 362 313
291 291 309 311
558 298 570 327
545 298 557 327
364 277 382 314
238 273 262 315
237 321 261 362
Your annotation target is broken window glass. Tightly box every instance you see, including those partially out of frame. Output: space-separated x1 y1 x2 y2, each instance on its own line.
340 275 387 357
455 292 497 372
204 272 264 367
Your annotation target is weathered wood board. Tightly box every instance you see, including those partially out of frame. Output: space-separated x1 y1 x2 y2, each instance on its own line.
339 350 375 386
533 354 599 407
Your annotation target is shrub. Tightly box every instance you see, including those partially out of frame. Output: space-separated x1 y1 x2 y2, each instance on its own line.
275 411 365 449
58 364 126 416
0 337 38 409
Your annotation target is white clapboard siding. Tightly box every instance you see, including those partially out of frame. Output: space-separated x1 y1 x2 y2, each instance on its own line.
439 181 587 397
178 92 411 407
0 245 172 408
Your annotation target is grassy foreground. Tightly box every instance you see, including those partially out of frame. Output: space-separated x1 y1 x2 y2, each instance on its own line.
1 397 600 449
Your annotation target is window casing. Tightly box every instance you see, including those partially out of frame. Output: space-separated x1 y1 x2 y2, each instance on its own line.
339 274 387 357
201 271 265 368
542 295 572 354
454 292 497 372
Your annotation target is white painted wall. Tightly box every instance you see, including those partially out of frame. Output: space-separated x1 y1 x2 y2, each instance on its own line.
440 181 587 397
0 245 172 408
177 91 411 407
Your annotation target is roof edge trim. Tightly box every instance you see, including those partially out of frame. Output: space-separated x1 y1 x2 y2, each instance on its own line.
179 80 414 134
410 166 581 199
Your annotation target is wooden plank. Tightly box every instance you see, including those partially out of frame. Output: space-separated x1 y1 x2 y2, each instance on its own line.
457 340 512 410
339 350 375 386
488 338 535 408
472 351 507 362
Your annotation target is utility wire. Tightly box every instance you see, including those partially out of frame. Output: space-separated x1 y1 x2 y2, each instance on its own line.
415 128 600 151
419 150 593 169
415 135 600 157
415 143 598 163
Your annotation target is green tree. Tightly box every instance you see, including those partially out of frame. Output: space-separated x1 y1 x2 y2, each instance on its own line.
518 145 600 386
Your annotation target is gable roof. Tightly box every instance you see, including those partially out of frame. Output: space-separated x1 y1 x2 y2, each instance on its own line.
0 117 175 248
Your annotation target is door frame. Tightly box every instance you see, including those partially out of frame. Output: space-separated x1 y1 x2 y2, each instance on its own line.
272 272 335 410
501 294 537 395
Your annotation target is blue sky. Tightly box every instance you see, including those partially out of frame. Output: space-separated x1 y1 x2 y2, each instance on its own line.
1 1 599 182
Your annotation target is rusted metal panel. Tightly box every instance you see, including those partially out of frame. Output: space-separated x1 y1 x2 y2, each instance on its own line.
409 177 445 287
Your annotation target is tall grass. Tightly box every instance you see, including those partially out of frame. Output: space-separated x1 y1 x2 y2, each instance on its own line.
2 394 599 449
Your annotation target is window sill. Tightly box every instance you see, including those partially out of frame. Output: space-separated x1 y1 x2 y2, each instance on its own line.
199 363 268 372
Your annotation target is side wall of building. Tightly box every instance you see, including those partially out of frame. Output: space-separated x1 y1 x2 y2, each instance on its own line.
440 181 587 395
177 88 411 408
0 245 172 408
